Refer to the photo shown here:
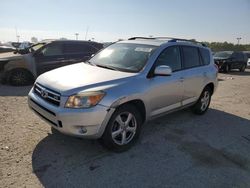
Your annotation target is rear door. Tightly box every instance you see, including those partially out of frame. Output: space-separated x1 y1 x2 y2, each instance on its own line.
180 46 206 105
231 52 242 68
35 42 65 75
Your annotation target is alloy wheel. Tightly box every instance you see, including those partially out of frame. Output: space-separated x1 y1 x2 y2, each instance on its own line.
111 112 137 145
200 91 210 111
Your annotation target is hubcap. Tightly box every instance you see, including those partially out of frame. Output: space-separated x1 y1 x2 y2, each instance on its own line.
200 91 210 111
111 112 137 145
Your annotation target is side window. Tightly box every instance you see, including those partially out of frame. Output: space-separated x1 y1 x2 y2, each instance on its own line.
41 43 63 56
182 46 200 69
155 46 182 72
200 48 210 65
232 52 241 60
239 53 244 61
63 43 96 54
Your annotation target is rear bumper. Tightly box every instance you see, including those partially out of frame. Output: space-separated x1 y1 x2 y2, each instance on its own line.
28 88 114 139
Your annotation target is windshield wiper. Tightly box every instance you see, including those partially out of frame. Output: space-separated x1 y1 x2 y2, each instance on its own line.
84 61 96 66
95 64 119 71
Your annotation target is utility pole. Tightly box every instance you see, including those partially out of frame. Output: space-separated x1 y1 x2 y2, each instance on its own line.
15 27 20 42
236 37 242 45
85 26 89 40
75 33 79 40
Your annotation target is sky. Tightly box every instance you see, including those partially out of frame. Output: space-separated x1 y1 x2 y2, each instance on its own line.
0 0 250 44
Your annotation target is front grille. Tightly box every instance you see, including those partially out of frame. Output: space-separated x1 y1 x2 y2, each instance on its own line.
34 83 61 106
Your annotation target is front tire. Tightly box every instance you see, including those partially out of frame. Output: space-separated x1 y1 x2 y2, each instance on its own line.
100 104 142 152
192 87 212 115
239 64 246 72
224 64 230 73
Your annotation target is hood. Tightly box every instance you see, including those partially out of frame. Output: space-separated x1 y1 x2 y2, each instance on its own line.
0 52 23 61
36 63 138 96
213 57 229 61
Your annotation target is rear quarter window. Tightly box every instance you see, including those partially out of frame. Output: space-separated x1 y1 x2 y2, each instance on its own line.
200 48 210 65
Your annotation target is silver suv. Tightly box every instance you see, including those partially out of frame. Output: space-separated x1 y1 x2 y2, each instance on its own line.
28 37 218 151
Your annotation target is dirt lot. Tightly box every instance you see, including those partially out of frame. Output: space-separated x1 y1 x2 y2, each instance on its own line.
0 70 250 188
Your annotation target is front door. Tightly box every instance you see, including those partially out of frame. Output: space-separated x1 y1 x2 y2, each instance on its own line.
147 46 184 117
35 42 66 75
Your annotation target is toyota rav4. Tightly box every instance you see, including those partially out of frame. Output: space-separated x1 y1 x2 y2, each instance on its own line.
28 37 218 151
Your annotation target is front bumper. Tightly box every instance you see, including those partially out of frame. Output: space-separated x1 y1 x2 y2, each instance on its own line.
214 61 225 71
28 88 114 139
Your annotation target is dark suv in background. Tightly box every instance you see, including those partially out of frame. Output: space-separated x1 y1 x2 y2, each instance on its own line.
213 51 248 73
0 40 103 85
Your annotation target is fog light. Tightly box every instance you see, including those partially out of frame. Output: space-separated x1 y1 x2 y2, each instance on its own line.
79 127 87 134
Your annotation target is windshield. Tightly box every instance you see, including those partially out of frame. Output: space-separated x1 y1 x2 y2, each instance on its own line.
214 51 233 58
89 43 156 73
29 43 46 51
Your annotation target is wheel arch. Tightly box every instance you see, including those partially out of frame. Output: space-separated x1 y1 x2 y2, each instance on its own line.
111 99 147 124
205 82 214 95
6 68 35 83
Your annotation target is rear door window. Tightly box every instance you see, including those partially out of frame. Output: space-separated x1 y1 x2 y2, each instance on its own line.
199 48 210 65
182 46 201 69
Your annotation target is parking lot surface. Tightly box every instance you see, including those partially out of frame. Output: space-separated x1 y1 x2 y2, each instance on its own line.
0 70 250 188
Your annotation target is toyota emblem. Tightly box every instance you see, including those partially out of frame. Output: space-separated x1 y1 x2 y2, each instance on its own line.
41 89 48 98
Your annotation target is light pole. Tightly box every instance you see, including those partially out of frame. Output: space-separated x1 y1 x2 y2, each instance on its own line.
236 37 242 45
17 35 20 42
75 33 79 40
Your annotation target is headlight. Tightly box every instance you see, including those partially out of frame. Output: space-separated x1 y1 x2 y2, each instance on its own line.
65 91 105 108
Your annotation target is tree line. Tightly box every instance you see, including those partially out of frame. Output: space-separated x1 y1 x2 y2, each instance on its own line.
202 41 250 52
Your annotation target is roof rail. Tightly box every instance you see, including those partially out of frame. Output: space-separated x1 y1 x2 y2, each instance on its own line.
128 36 207 47
128 37 157 40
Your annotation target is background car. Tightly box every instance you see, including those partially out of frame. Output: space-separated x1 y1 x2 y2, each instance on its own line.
213 51 248 73
243 51 250 68
0 45 15 53
0 40 103 85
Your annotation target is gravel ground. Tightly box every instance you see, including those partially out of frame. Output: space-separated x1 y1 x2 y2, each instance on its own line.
0 70 250 188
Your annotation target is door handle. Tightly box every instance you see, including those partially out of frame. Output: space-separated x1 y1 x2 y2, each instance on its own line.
57 58 65 60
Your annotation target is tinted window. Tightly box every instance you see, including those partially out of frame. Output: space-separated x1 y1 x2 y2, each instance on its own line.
155 46 181 71
41 43 63 56
182 46 200 68
63 43 95 54
214 51 233 58
200 48 210 65
232 52 240 59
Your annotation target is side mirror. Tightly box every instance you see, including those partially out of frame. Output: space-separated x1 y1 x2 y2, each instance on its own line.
154 65 172 76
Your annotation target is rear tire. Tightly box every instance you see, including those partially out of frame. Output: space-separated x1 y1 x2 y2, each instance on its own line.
100 104 142 152
239 64 246 72
9 69 34 86
192 87 212 115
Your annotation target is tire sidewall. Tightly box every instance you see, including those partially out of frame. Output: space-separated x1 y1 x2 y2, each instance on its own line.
9 69 33 86
193 87 212 115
